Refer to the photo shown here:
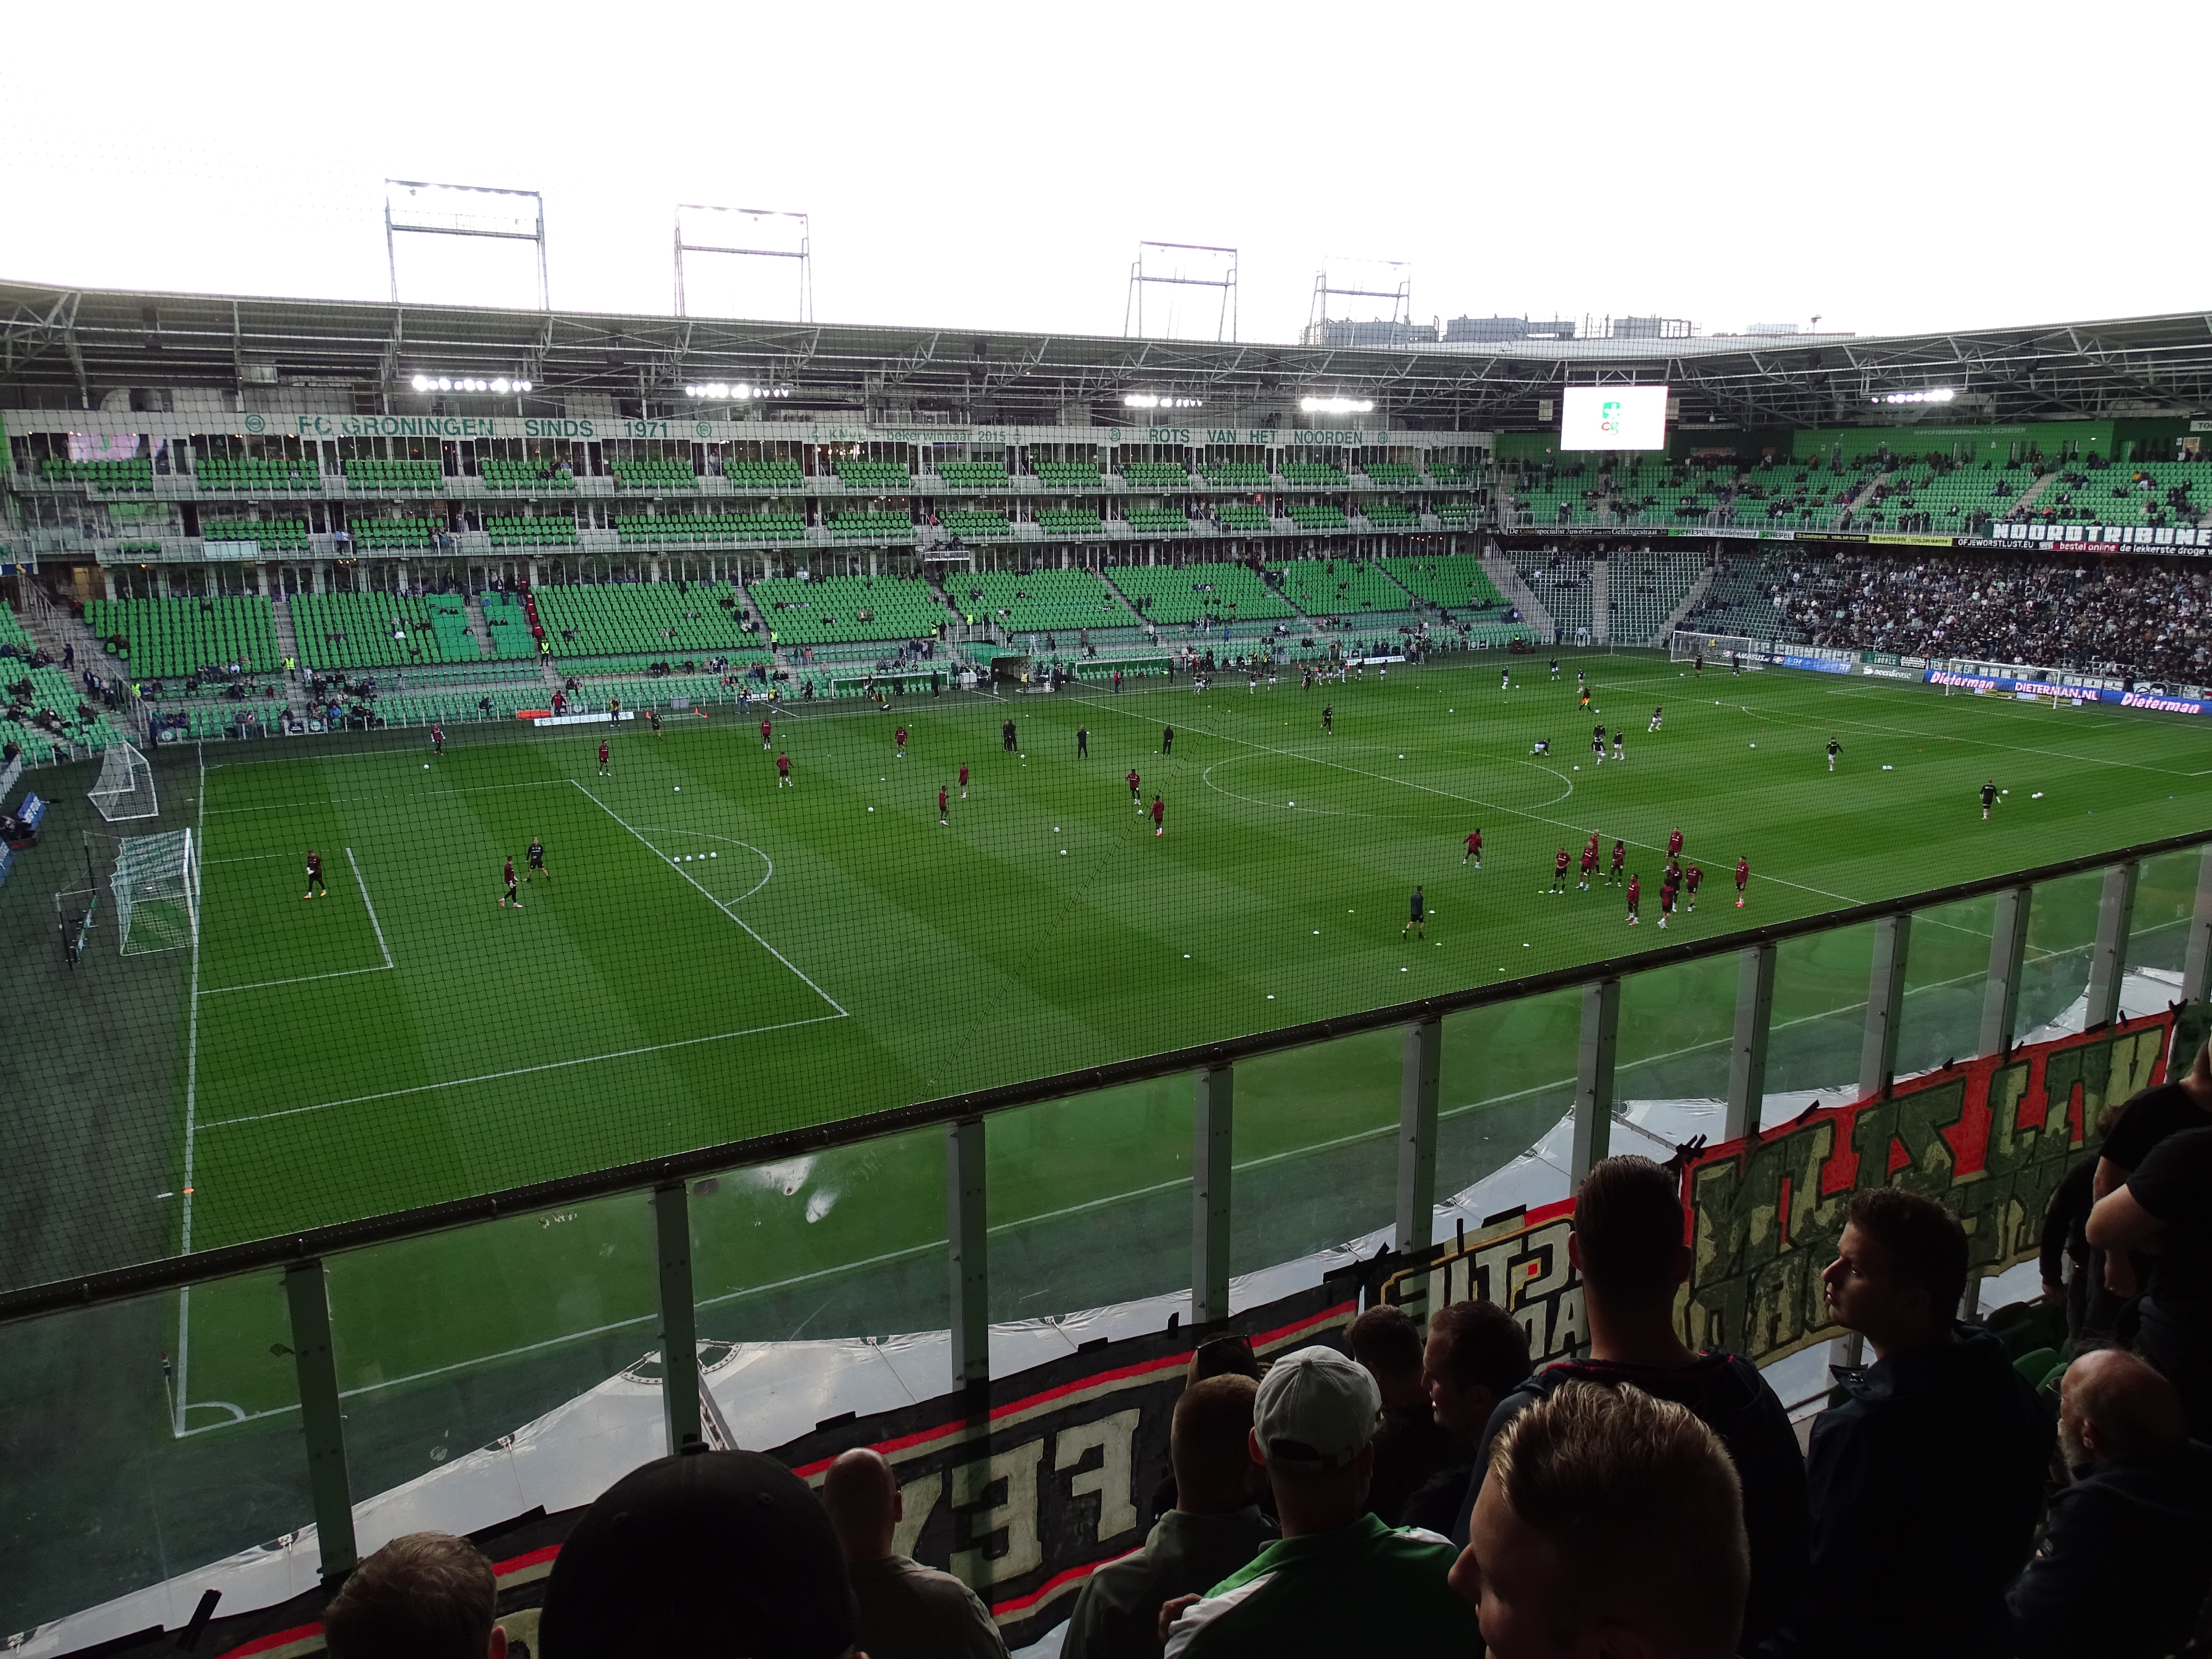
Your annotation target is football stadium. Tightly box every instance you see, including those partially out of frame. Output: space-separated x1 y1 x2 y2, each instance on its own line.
7 38 2212 1658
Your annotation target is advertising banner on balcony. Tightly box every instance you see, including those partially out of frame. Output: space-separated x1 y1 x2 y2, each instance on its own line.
1381 1001 2200 1374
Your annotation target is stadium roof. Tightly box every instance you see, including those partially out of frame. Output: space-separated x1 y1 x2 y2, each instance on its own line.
5 278 2211 433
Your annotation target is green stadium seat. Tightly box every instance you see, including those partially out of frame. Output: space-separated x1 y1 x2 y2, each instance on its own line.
201 516 310 551
343 458 445 491
949 570 1137 632
1031 461 1103 489
1281 462 1348 488
748 574 950 646
83 594 282 679
535 582 764 658
1199 462 1269 489
480 459 576 490
724 459 807 489
610 458 700 491
938 461 1010 488
1118 462 1190 489
196 457 322 491
834 459 914 491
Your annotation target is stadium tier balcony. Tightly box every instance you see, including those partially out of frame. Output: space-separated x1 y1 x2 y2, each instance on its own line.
1030 460 1103 490
1435 501 1481 525
1215 503 1273 532
833 459 913 491
827 511 914 541
38 457 153 491
1362 500 1419 528
1281 461 1348 488
1036 508 1104 535
1361 461 1423 486
724 458 806 489
1110 560 1293 626
614 512 807 544
1199 461 1270 489
747 574 950 644
937 461 1010 488
533 581 760 658
199 516 310 551
486 515 578 547
938 509 1012 538
1121 508 1191 535
84 595 282 678
1118 461 1191 489
480 458 576 490
1426 460 1478 484
350 517 439 550
1277 556 1407 616
194 456 322 491
1283 503 1349 531
610 457 700 491
1377 554 1503 611
344 458 445 491
957 569 1136 632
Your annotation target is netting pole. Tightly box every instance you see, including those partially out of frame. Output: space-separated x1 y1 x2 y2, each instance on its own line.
1570 979 1620 1183
1191 1065 1234 1327
2085 861 2139 1030
283 1259 358 1581
1394 1021 1440 1262
946 1118 989 1392
1980 886 2033 1056
1724 943 1778 1142
2183 846 2212 1003
653 1181 700 1454
1859 914 1912 1101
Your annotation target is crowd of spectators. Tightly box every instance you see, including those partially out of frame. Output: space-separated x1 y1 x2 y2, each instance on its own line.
1714 551 2212 684
312 1072 2212 1659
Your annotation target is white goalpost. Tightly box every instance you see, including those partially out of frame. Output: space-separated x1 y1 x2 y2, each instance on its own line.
1668 630 1767 668
113 829 199 956
89 740 159 821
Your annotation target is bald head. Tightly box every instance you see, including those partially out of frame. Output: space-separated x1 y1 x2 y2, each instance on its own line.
821 1448 899 1564
2061 1348 2187 1470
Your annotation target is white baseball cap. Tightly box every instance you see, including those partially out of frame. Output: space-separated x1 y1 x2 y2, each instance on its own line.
1253 1345 1381 1471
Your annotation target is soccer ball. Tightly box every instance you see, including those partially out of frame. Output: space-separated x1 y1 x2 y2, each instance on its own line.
674 786 681 792
868 806 875 812
423 763 430 769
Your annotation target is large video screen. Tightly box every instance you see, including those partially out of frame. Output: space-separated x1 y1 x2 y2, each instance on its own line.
1560 384 1669 450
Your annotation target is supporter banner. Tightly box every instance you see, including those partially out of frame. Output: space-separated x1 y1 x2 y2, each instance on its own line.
765 1278 1360 1650
1379 1004 2201 1373
1775 652 1850 675
1984 522 2212 553
1925 668 2212 715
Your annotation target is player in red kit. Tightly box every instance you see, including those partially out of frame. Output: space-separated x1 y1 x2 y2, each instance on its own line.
1609 839 1626 888
896 725 908 759
958 763 969 799
777 751 792 788
1127 767 1142 807
1625 873 1642 925
1151 794 1165 837
1578 834 1599 891
431 722 445 757
1735 855 1749 908
500 857 521 909
1463 828 1482 868
1685 864 1703 912
1659 866 1679 929
760 717 773 750
597 739 610 777
303 850 326 900
1550 846 1571 894
938 785 949 825
1667 826 1684 860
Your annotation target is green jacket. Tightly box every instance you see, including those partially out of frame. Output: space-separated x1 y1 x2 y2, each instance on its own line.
1163 1513 1477 1657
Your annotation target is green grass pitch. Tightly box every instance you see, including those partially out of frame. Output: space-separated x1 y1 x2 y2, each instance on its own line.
7 650 2210 1624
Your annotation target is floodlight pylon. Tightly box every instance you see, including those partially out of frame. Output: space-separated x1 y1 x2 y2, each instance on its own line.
1307 257 1414 338
1125 242 1238 343
385 180 550 311
674 205 813 323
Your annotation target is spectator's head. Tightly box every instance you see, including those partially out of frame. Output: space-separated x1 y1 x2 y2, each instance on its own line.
1249 1345 1382 1535
1348 1305 1427 1409
2059 1348 2188 1472
1452 1381 1748 1659
820 1448 903 1565
1171 1374 1266 1515
323 1532 503 1659
1423 1299 1534 1443
1187 1333 1262 1386
1822 1187 1968 1356
1569 1155 1690 1313
539 1449 856 1659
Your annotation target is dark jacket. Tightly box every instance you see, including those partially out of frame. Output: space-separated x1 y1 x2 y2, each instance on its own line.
2006 1442 2212 1659
1761 1321 2053 1659
1463 1352 1808 1650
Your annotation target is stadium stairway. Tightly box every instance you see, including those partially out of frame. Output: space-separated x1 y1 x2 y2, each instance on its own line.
1590 556 1610 645
1480 544 1554 640
2007 470 2064 521
463 596 497 658
1659 562 1714 643
268 598 314 720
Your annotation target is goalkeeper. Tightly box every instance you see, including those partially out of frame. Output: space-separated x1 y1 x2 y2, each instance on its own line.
304 850 326 899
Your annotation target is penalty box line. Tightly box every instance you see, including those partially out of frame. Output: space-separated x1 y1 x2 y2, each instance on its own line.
198 846 396 995
569 778 847 1017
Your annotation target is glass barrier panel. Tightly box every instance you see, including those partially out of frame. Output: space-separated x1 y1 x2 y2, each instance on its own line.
325 1190 658 1528
2021 870 2106 1036
689 1123 948 1348
0 1271 309 1639
1762 923 1875 1124
1615 952 1737 1119
2127 849 2200 986
1230 1028 1400 1279
1894 895 1998 1077
987 1079 1191 1323
1438 985 1583 1217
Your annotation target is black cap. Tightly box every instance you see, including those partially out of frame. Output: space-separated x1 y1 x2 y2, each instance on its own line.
539 1448 856 1659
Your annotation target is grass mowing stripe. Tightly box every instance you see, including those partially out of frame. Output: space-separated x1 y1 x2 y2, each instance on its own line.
347 847 394 969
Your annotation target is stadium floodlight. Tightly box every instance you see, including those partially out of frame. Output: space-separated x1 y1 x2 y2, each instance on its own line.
1123 394 1204 410
674 205 813 322
385 180 549 310
1304 257 1414 347
1300 396 1375 415
1126 242 1239 343
112 829 198 956
89 740 158 821
684 383 793 400
1874 387 1956 405
409 374 533 395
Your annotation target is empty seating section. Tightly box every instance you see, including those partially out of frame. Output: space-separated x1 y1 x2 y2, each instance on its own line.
481 458 574 489
1377 556 1503 610
1111 562 1292 626
196 456 321 490
1511 463 1604 527
1121 509 1191 535
352 517 438 550
535 582 759 657
1200 461 1269 488
940 510 1012 538
481 593 539 658
1281 462 1347 487
1119 462 1190 489
1362 501 1418 528
84 596 280 678
1427 461 1477 484
487 515 577 547
611 458 699 490
0 604 31 652
962 570 1134 632
345 458 444 490
1435 502 1481 525
835 459 912 490
1362 462 1422 486
828 511 914 540
1728 463 1850 529
292 593 453 669
2027 460 2206 529
938 461 1010 488
424 598 478 661
201 516 309 550
1277 558 1406 616
724 458 806 489
1505 550 1595 636
1031 461 1101 489
616 513 804 543
1216 503 1273 531
748 575 949 644
1608 553 1701 645
1685 551 1799 640
39 457 152 490
1284 504 1348 530
1037 509 1104 535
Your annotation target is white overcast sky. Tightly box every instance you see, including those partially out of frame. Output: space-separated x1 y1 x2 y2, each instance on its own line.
4 0 2206 345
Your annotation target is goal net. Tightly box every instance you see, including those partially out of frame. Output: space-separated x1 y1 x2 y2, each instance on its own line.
113 829 199 956
89 740 158 821
1668 630 1767 668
